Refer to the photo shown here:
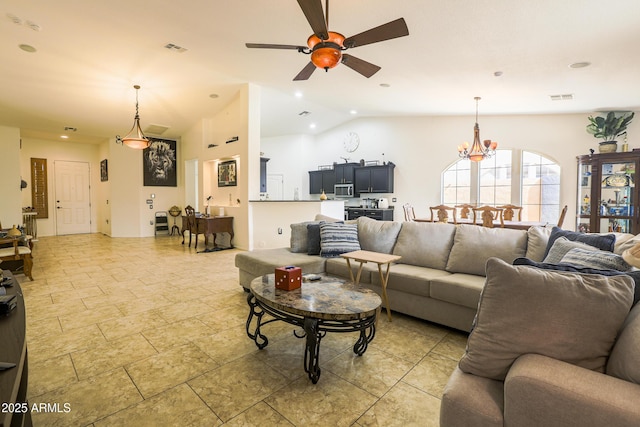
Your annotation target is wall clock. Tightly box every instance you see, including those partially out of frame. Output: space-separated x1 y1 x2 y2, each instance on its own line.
343 132 360 153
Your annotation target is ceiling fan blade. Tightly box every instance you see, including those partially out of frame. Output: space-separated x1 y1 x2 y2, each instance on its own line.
344 18 409 48
341 54 381 78
293 62 317 81
246 43 306 50
297 0 328 40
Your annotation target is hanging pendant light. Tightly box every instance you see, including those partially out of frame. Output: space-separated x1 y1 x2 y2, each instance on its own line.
116 85 150 149
457 97 497 162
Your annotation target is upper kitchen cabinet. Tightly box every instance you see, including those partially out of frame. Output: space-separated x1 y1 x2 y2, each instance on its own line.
354 162 395 195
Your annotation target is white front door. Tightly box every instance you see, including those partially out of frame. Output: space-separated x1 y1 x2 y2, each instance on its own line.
55 161 91 235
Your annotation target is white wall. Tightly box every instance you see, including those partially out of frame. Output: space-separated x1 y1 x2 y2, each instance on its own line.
260 134 316 199
19 137 102 236
0 126 22 227
262 112 640 230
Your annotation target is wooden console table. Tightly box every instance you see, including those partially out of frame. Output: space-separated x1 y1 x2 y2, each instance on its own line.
0 270 32 427
181 215 234 248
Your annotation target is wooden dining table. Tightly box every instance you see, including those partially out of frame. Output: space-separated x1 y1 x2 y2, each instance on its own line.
181 215 234 248
414 217 548 230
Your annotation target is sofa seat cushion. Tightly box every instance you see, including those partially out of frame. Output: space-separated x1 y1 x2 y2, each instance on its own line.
357 216 402 254
459 258 634 381
446 225 527 276
325 257 375 284
393 222 456 270
234 248 326 278
370 263 451 298
430 273 486 309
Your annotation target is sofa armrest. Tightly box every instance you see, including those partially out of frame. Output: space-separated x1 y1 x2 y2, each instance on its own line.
505 354 640 427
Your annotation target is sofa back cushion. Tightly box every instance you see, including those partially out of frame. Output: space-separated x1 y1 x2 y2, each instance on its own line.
357 216 402 254
393 222 456 270
459 258 634 381
607 303 640 384
446 225 527 276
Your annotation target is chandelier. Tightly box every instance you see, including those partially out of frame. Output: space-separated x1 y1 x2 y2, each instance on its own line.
457 97 497 162
116 85 150 149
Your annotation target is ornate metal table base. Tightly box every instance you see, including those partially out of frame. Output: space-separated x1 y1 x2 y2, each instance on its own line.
246 292 378 384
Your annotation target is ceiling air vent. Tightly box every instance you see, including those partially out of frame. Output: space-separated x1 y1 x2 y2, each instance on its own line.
550 94 574 101
144 124 169 135
298 111 311 116
164 43 188 53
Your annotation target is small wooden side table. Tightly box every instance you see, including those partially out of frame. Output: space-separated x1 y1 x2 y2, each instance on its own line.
340 250 401 321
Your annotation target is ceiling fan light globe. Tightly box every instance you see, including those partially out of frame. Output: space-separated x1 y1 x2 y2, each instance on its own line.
311 47 342 70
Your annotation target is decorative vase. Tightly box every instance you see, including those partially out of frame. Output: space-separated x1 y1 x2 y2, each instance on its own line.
599 141 618 153
320 190 327 200
7 225 21 237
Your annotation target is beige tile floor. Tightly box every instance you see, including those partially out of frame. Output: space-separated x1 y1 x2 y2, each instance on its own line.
13 233 468 426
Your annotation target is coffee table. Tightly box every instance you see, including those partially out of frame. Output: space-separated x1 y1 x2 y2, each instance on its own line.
246 273 382 383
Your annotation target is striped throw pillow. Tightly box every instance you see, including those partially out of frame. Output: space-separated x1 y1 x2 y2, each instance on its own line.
319 222 360 258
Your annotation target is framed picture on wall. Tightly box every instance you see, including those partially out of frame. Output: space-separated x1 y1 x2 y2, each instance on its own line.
143 138 177 187
100 159 108 182
218 160 237 187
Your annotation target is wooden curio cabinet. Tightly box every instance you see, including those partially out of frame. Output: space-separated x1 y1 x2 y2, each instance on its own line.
577 151 640 234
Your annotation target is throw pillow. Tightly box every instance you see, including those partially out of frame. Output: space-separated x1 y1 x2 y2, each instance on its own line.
357 216 402 254
524 225 553 262
307 222 323 255
543 236 601 264
606 303 640 384
290 221 317 253
560 247 632 272
458 258 634 381
319 222 360 258
513 257 640 305
542 226 615 259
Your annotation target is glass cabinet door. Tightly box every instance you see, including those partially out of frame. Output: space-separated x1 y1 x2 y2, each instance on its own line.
577 162 592 232
599 161 635 233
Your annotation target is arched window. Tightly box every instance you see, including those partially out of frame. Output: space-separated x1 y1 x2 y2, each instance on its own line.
441 149 560 222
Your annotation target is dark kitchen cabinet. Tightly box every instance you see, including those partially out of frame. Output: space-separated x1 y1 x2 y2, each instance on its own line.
309 169 336 194
334 162 358 184
354 162 395 195
346 208 394 221
260 157 269 193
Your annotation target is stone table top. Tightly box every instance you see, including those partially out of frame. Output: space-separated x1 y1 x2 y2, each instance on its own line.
250 274 381 321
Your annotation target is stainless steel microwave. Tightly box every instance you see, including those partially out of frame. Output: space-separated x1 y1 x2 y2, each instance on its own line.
334 184 354 198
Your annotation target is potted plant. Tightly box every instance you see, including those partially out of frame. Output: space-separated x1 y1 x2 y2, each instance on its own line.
586 111 634 153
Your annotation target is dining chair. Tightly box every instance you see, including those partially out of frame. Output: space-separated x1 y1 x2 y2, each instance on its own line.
497 204 523 222
557 205 568 227
429 205 457 224
0 236 33 280
183 205 206 249
403 203 416 222
455 204 475 219
472 206 504 228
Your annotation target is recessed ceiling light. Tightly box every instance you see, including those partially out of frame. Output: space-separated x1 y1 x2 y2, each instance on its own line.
294 91 303 98
18 44 36 53
350 110 357 115
309 123 316 129
569 62 591 69
60 135 69 139
379 83 390 88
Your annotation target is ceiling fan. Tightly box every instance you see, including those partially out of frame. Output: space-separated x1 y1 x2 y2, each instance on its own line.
246 0 409 81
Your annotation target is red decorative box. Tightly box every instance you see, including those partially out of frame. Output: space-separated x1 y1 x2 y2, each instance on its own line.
275 266 302 291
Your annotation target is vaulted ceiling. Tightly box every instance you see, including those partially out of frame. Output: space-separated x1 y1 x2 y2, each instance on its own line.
1 0 639 144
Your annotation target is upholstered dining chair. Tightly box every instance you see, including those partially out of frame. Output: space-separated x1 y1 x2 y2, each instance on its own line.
429 205 458 224
472 206 504 228
403 203 416 222
557 205 568 227
497 204 523 222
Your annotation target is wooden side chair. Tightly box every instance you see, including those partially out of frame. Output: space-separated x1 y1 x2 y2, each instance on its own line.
472 206 504 228
182 205 206 249
557 205 568 227
455 204 475 219
497 204 523 222
429 205 457 224
0 235 33 281
403 203 416 222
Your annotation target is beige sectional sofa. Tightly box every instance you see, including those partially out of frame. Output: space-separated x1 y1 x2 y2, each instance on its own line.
235 216 551 332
